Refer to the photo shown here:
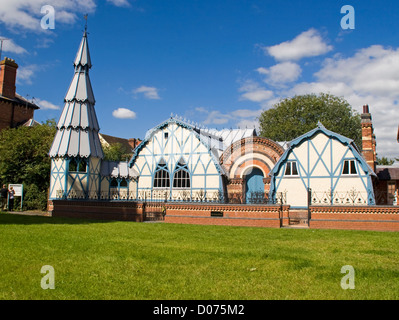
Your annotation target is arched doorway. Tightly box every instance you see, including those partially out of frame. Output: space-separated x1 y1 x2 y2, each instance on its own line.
245 167 264 204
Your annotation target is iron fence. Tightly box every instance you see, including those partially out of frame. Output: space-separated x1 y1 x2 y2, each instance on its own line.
55 189 287 205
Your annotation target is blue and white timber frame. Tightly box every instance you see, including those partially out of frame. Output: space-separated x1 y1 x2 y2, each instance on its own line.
269 123 376 208
129 117 226 202
48 29 103 200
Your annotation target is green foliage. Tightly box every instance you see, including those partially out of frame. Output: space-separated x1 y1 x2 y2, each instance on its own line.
258 93 362 148
0 120 56 210
103 142 130 161
377 156 395 166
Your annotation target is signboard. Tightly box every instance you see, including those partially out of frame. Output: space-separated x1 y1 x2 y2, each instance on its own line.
8 184 23 211
9 184 23 197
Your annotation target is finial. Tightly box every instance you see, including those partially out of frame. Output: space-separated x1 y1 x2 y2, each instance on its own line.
84 14 88 33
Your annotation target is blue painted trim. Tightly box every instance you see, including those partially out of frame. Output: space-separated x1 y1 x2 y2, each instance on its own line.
269 123 376 206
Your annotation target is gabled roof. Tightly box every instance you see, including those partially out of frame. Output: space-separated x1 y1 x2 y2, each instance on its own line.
99 133 134 153
287 122 354 150
129 116 234 175
270 122 376 177
142 115 256 153
21 118 41 127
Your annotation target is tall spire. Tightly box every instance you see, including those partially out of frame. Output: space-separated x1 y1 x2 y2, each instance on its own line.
49 26 103 159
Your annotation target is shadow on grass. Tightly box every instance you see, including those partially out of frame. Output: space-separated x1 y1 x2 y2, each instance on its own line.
0 212 115 225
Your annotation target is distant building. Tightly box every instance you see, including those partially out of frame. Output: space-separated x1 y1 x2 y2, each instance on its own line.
0 57 39 131
99 133 141 157
374 165 399 205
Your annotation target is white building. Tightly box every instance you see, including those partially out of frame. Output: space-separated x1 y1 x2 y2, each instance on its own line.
269 122 376 208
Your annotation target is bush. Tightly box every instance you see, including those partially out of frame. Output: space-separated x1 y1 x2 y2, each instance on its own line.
23 184 48 211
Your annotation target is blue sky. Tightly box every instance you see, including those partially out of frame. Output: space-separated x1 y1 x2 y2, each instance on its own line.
1 0 399 158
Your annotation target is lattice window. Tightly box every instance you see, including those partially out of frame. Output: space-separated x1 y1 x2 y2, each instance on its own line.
154 159 170 188
173 158 190 188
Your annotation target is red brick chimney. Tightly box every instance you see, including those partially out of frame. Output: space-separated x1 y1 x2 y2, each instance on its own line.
0 57 18 99
361 104 377 172
128 138 142 150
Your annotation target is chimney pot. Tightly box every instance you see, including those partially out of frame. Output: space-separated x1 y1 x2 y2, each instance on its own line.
0 57 18 99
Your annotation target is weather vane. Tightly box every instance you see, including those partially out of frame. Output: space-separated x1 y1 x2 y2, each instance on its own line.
84 14 88 32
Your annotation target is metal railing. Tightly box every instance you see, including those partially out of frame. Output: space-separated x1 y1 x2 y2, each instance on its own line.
55 189 287 205
310 189 371 205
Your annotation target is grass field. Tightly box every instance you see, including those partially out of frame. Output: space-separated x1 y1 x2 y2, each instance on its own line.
0 213 398 300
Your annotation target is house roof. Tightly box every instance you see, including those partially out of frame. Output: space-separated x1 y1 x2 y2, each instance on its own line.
376 165 399 180
21 118 41 127
270 122 376 177
143 115 256 154
130 115 252 175
99 133 133 153
0 93 39 110
100 161 139 178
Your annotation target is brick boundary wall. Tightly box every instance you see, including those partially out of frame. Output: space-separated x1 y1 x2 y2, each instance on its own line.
48 200 287 228
309 205 399 232
49 200 145 222
48 200 399 231
164 203 286 228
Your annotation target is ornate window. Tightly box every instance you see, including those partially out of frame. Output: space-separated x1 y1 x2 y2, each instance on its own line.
173 158 190 188
154 158 170 188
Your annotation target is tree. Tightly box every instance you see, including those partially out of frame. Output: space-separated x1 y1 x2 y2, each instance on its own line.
103 142 130 161
377 156 395 166
0 119 56 210
258 93 362 148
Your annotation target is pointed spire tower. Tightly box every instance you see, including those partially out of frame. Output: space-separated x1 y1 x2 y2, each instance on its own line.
49 23 103 200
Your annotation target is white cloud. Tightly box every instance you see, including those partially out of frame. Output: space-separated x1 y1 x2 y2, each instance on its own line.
264 28 333 61
16 64 39 85
238 80 273 103
133 86 161 100
112 108 137 119
257 62 302 85
0 38 27 55
35 98 60 110
0 0 96 32
203 110 231 125
106 0 130 7
283 45 399 159
194 106 263 129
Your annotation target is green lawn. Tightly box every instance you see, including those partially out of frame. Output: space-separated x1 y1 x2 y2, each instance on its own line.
0 213 398 300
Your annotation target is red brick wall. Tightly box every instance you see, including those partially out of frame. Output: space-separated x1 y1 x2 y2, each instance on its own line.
0 100 35 130
48 200 399 232
309 205 399 231
164 203 284 228
49 200 145 222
